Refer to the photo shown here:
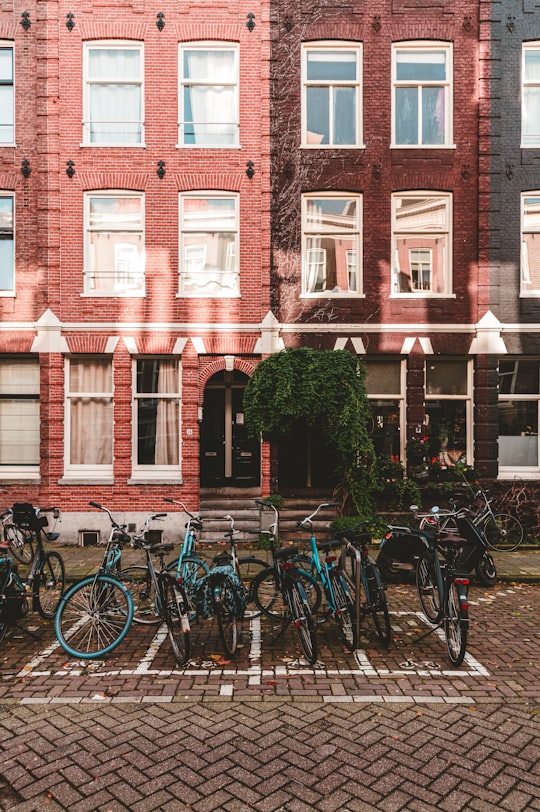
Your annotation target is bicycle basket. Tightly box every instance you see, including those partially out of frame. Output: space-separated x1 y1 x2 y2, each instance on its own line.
12 503 47 529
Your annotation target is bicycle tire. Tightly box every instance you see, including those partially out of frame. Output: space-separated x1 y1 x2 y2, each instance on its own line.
5 525 34 565
286 576 318 664
159 573 190 665
251 565 322 620
55 575 134 659
365 563 392 648
120 566 161 625
214 576 239 658
416 553 443 624
237 556 268 606
483 513 524 552
444 580 468 666
35 551 65 619
475 552 497 587
328 569 357 651
167 554 210 594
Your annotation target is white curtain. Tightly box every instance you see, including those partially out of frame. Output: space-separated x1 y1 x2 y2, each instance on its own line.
89 49 141 143
70 360 112 465
155 361 179 466
184 50 235 143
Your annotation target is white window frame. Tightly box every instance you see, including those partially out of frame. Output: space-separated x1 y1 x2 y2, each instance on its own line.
0 193 14 296
301 41 363 148
521 193 540 296
0 357 39 480
522 43 540 148
131 357 182 481
392 41 453 148
83 41 144 147
498 359 540 478
179 192 240 297
301 192 363 297
64 356 114 480
0 43 14 146
178 42 239 148
425 358 473 467
83 191 145 297
391 191 452 297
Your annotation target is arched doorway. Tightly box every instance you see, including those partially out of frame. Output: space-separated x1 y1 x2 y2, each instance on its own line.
200 370 260 487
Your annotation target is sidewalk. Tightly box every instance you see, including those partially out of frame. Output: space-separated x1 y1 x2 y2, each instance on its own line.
49 542 540 583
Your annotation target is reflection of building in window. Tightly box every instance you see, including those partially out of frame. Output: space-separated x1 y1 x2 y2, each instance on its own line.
522 43 540 148
0 46 14 144
364 359 404 462
0 195 14 292
410 248 432 290
86 193 145 295
521 195 540 293
392 193 450 295
180 193 239 296
303 194 361 294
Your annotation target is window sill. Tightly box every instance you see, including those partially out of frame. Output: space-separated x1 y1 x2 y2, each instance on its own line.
59 477 115 485
390 144 456 150
389 293 456 299
0 475 40 484
80 291 145 298
0 291 15 297
300 144 366 150
176 143 241 150
498 469 539 480
520 292 540 297
80 143 146 149
128 478 183 485
300 292 364 298
176 293 240 299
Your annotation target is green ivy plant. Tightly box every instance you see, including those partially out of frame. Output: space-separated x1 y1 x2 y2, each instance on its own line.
243 348 376 515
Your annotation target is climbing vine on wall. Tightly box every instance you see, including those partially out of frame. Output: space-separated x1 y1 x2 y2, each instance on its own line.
243 348 376 514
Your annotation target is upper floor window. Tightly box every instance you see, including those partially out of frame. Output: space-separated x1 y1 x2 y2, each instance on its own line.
522 44 540 148
521 194 540 294
499 359 539 474
0 45 14 144
0 194 14 294
65 357 113 478
302 193 362 295
133 358 181 479
179 193 239 296
179 43 239 147
83 42 144 145
392 192 452 296
0 357 39 477
302 42 362 147
392 42 452 147
84 192 145 296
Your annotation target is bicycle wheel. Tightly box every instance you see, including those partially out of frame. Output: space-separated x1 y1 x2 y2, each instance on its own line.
214 577 239 658
35 551 65 619
237 556 268 607
483 514 524 552
252 566 321 620
159 573 190 666
168 554 210 593
328 569 356 651
286 576 318 664
475 552 497 587
55 575 134 659
416 553 442 624
365 563 392 648
120 566 160 625
5 525 34 565
444 581 468 666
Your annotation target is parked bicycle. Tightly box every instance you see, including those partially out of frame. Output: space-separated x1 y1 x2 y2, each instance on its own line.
0 489 34 566
248 502 319 663
334 525 392 648
455 478 524 552
295 503 358 652
55 502 190 663
190 515 249 658
249 498 322 621
414 519 471 666
0 503 65 647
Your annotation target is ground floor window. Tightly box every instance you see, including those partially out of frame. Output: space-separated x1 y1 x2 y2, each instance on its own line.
499 358 539 473
66 357 113 477
133 358 181 478
364 359 404 462
425 358 472 467
0 357 39 474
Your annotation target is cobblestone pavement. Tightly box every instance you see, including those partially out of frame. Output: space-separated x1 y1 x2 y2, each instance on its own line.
0 581 538 810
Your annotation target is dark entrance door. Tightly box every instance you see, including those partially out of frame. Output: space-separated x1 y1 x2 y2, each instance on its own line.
277 424 339 491
200 370 260 487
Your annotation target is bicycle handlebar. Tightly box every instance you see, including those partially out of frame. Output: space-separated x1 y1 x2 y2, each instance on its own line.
297 502 339 528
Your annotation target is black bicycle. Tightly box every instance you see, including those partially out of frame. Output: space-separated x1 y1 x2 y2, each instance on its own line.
415 526 470 667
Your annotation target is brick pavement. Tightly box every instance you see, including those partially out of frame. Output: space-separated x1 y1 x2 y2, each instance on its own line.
0 548 538 811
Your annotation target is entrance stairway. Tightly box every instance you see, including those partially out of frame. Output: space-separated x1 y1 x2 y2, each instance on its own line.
198 491 338 543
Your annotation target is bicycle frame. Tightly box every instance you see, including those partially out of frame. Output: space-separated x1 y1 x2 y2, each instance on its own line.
297 502 343 613
164 498 204 576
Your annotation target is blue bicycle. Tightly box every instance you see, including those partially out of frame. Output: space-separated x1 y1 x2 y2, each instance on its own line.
297 503 357 652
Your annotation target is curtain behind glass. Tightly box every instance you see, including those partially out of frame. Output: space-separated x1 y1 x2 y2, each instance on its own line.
70 360 113 465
